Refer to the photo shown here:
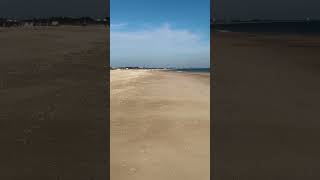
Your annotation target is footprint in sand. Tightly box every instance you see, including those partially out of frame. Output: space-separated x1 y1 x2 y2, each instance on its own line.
121 160 127 167
184 145 192 153
128 168 137 175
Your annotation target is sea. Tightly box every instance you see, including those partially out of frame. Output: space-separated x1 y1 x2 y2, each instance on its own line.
173 68 210 73
213 21 320 34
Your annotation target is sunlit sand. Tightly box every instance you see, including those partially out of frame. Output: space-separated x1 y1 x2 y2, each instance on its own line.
111 69 210 180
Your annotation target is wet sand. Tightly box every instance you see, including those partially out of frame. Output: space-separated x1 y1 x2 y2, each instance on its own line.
0 26 108 179
111 70 210 180
213 31 320 179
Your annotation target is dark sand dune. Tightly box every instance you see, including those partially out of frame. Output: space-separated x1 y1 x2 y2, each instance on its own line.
0 26 108 179
212 31 320 179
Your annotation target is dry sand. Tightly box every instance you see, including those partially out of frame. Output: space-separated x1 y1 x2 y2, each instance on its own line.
111 70 210 180
0 26 108 179
213 31 320 179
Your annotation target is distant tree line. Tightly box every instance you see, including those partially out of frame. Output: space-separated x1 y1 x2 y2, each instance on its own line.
0 17 110 27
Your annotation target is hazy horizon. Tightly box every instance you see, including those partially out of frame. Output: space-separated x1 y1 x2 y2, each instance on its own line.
110 66 210 69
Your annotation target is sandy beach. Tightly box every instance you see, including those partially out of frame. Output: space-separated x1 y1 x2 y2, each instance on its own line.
111 70 210 180
213 31 320 179
0 26 108 179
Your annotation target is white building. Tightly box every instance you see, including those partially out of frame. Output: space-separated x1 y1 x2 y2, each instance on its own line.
51 21 59 26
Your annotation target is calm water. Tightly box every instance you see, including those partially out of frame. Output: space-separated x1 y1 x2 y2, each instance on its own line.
174 68 210 73
213 21 320 34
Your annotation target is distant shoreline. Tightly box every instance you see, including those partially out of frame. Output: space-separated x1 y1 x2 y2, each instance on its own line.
212 21 320 35
111 67 210 72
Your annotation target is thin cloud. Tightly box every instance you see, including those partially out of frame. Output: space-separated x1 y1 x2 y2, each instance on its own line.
111 23 209 68
110 23 128 29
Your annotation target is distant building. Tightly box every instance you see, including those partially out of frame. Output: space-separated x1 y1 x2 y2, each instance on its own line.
0 16 110 27
51 21 59 26
23 22 34 27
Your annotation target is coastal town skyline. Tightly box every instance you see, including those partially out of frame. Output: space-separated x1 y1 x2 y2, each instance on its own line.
0 17 109 27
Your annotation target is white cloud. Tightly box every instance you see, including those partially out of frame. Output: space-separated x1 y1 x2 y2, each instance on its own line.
110 23 128 29
111 23 209 68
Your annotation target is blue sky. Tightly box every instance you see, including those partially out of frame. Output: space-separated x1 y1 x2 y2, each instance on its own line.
111 0 210 68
